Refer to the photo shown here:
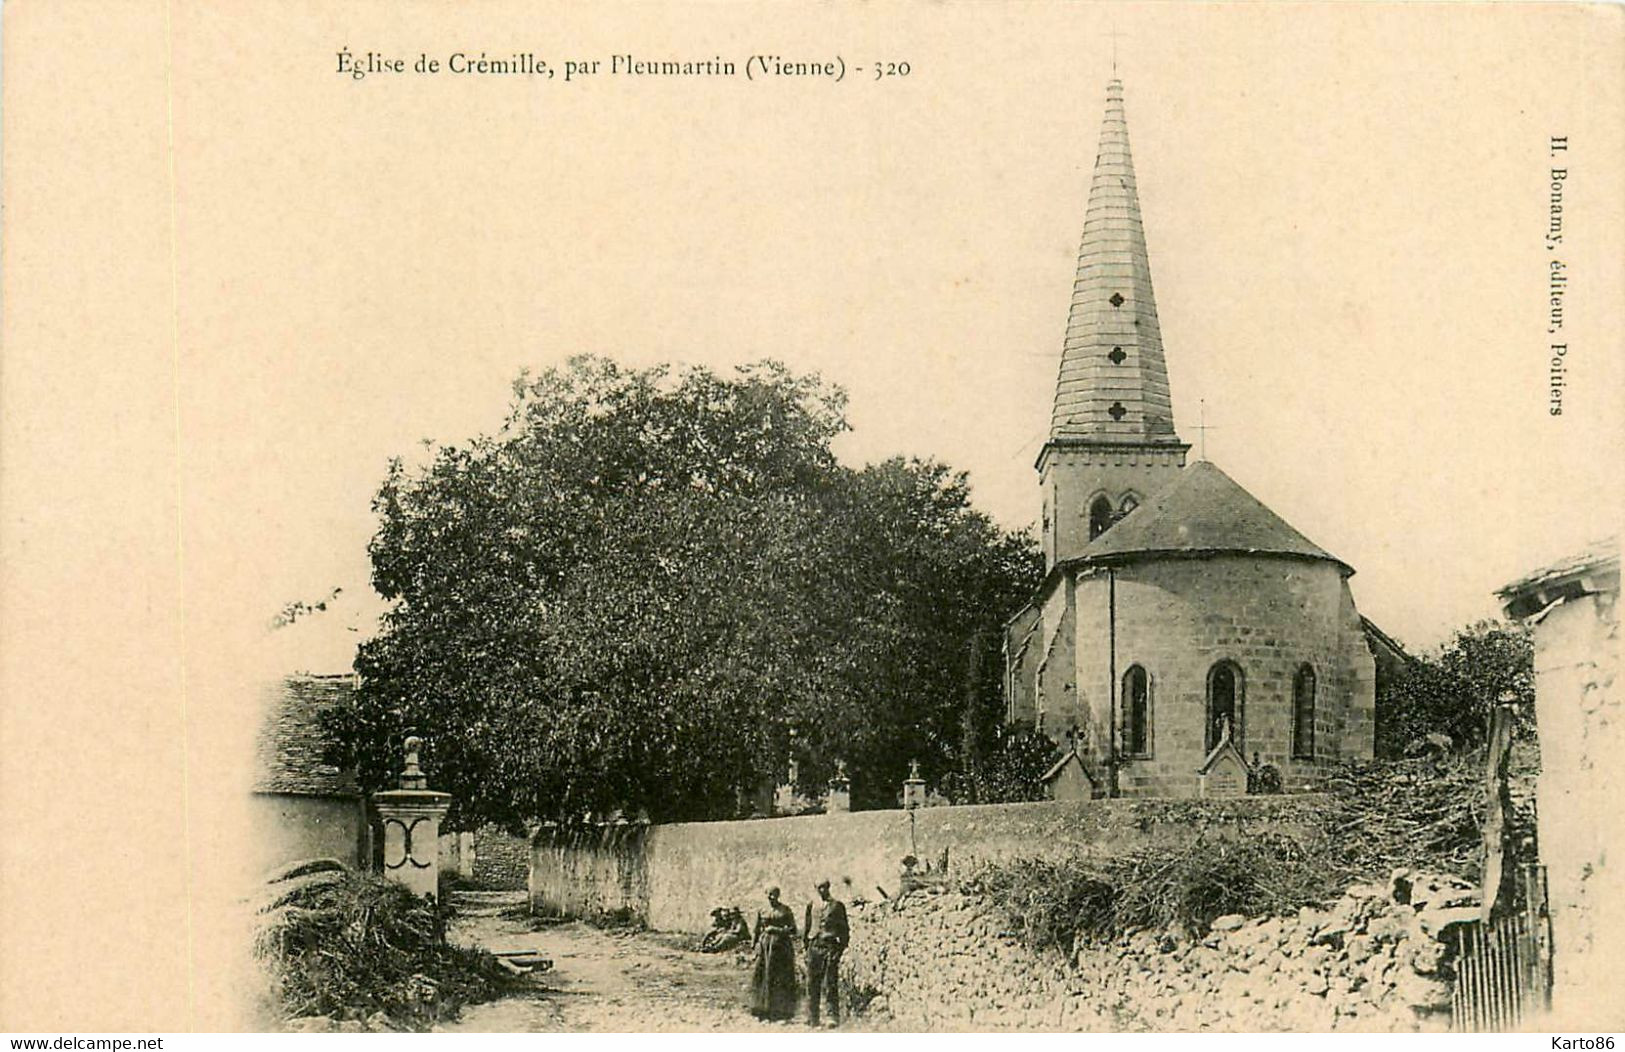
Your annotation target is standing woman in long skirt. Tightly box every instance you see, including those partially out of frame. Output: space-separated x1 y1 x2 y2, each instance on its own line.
748 886 799 1021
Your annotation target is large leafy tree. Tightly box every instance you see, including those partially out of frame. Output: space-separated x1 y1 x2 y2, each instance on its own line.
1374 620 1535 758
330 356 1041 827
775 456 1042 808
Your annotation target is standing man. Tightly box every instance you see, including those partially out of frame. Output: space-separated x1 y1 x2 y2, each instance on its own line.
804 879 849 1027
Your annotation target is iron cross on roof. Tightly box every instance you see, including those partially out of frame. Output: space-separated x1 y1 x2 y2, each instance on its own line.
1194 398 1219 460
1107 24 1127 73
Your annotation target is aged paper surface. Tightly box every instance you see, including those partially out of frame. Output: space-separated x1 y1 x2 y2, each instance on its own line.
2 0 1620 1033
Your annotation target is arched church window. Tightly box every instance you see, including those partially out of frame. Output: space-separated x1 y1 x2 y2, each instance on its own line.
1206 661 1244 754
1119 494 1139 516
1089 496 1114 540
1293 665 1316 759
1122 665 1151 757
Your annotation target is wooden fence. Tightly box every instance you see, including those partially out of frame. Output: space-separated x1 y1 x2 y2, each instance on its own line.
1451 865 1551 1032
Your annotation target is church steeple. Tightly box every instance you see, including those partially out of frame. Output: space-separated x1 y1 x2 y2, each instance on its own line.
1038 78 1189 569
1051 78 1180 443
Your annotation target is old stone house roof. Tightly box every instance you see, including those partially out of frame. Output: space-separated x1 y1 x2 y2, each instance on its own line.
1069 460 1353 575
253 674 361 797
1360 616 1407 660
1359 615 1412 671
1497 536 1620 619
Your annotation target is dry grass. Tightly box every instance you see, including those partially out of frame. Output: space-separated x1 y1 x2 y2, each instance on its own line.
965 831 1331 952
966 747 1536 951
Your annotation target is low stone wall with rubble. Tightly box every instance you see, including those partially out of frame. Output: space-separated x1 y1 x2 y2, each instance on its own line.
843 891 1118 1030
844 870 1475 1032
531 795 1326 933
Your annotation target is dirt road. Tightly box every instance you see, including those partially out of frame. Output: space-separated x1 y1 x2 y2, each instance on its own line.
438 892 874 1033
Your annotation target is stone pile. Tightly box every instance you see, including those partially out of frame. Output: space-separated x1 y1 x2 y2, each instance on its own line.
843 869 1478 1032
844 888 1119 1030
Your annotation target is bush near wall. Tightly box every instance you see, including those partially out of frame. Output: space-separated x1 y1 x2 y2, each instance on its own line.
952 751 1522 962
524 751 1528 934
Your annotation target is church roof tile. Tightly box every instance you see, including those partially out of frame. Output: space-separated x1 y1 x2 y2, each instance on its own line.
1072 460 1353 575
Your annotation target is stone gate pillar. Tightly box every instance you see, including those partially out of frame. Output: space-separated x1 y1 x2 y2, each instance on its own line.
372 736 452 901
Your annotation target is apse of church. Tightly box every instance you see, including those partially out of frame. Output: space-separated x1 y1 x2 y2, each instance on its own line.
1005 78 1376 798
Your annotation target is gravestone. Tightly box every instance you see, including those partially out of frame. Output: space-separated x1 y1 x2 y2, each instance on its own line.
1041 748 1099 801
902 759 926 810
1197 719 1251 799
773 756 801 815
826 759 851 814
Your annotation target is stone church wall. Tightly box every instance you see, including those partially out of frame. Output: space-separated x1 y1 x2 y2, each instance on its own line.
1003 601 1042 724
248 792 369 877
530 795 1325 933
528 822 649 920
1033 575 1076 734
1064 555 1374 796
642 808 901 933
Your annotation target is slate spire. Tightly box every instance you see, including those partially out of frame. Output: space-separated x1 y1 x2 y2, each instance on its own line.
1050 78 1180 444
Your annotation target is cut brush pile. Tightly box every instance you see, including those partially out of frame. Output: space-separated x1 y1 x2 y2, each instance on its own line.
253 859 512 1030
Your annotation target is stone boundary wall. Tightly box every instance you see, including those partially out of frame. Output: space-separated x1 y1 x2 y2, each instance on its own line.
471 826 530 890
436 827 529 890
530 795 1328 932
437 831 471 881
842 870 1471 1032
529 823 649 919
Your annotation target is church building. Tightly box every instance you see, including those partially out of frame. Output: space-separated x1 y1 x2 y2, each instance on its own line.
1004 78 1376 798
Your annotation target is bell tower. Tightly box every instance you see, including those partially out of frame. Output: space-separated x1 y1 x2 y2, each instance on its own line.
1039 77 1189 569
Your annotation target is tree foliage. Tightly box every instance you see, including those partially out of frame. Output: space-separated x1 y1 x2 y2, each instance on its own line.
943 724 1059 805
329 356 1041 827
1374 620 1535 758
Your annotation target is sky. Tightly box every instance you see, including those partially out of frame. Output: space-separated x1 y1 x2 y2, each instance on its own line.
160 2 1623 670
